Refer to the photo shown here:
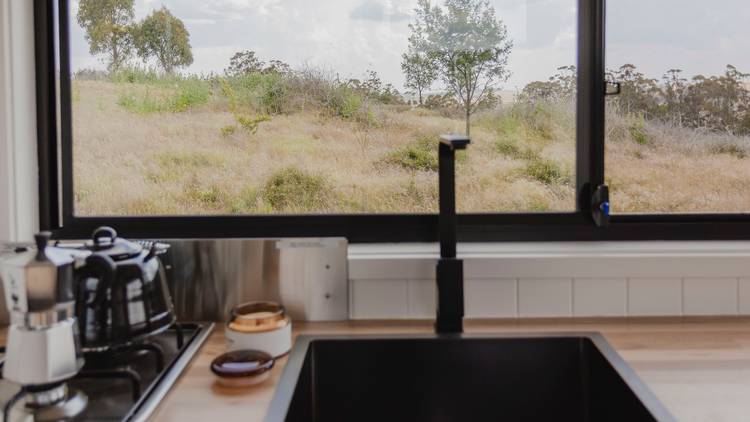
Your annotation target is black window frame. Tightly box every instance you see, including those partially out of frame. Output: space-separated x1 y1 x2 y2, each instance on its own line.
34 0 750 242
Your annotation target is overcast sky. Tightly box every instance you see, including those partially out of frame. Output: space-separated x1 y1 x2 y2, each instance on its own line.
70 0 750 92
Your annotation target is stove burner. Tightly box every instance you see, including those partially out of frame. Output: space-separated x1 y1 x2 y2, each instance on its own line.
25 383 69 408
2 322 213 422
5 385 88 422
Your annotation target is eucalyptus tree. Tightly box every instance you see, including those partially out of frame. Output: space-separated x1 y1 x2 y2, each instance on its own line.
401 40 438 106
134 7 193 74
407 0 513 136
76 0 135 72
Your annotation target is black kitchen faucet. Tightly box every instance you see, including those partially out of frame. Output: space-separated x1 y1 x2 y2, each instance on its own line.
435 134 470 334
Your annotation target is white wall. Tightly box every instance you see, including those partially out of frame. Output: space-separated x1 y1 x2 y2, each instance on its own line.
0 0 39 243
349 242 750 319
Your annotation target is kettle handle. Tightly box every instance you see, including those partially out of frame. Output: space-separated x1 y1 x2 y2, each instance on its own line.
83 253 117 307
76 253 117 347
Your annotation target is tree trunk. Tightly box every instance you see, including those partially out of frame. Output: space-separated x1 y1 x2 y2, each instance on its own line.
111 43 120 73
418 89 423 106
465 108 471 137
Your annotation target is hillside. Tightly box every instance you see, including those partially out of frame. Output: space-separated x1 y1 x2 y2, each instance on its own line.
71 77 749 216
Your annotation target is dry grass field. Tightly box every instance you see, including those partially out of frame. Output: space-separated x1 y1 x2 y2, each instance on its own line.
72 78 750 216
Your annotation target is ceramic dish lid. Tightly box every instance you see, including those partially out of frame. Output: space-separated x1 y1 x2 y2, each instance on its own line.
211 349 275 379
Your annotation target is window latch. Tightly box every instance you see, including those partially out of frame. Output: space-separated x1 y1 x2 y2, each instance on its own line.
604 81 621 96
591 184 610 227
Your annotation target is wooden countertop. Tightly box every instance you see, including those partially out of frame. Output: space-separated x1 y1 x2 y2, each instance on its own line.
150 318 750 421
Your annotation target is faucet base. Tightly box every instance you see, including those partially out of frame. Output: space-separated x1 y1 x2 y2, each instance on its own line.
435 258 464 333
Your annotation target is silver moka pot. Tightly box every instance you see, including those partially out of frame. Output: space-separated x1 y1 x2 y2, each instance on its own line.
0 232 114 420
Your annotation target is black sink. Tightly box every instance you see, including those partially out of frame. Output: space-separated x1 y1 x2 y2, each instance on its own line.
266 333 674 422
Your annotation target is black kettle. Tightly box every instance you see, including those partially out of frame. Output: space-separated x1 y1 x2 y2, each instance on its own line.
74 227 176 351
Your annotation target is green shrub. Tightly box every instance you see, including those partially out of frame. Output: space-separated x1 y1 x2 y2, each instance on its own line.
323 85 364 120
220 125 237 137
495 138 521 158
261 167 330 211
709 143 747 159
117 79 210 114
524 159 567 185
168 79 210 112
117 90 163 114
339 89 363 120
222 72 288 114
629 117 649 145
184 183 225 206
524 103 555 139
258 73 287 114
385 136 438 172
494 138 540 161
229 187 262 214
193 186 223 205
236 114 271 134
110 66 160 84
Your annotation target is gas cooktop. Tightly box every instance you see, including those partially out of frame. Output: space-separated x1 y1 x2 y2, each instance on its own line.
1 322 213 421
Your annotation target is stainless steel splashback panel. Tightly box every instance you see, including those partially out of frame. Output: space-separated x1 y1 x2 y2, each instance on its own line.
163 238 348 322
2 238 348 324
163 239 280 322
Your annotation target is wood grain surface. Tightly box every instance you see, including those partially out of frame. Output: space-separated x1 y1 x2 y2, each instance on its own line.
146 317 750 421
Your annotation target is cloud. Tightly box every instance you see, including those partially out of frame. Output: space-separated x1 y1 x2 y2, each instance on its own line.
69 0 750 90
350 1 410 22
183 18 217 26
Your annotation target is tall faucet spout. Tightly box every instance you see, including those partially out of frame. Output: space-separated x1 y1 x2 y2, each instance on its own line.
435 134 470 334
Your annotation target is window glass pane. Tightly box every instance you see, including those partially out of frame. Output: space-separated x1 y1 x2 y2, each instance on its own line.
70 0 576 216
605 0 750 214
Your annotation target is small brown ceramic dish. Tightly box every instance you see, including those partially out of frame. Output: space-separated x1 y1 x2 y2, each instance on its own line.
210 349 275 388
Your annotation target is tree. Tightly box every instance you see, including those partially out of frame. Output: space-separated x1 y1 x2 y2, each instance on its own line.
684 65 750 134
225 51 265 77
76 0 135 72
407 0 513 136
662 69 687 126
609 64 660 117
401 45 437 106
265 60 292 76
520 65 576 104
134 7 193 74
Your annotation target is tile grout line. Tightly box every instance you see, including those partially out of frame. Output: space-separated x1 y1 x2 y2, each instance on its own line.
736 277 741 315
348 279 354 319
569 277 576 316
680 277 685 316
405 279 411 319
515 277 520 318
625 278 630 317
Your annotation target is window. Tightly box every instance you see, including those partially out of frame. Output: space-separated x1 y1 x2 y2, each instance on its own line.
66 0 576 216
605 0 750 214
36 0 750 241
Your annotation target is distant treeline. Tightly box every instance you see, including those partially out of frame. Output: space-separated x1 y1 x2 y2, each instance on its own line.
522 64 750 135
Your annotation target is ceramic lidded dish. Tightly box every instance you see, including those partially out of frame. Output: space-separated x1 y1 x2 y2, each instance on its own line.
211 349 275 387
225 301 292 358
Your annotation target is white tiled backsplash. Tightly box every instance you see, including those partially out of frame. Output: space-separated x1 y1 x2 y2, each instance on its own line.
348 242 750 319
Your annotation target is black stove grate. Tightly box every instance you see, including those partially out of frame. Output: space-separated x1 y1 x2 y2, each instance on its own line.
67 322 213 421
